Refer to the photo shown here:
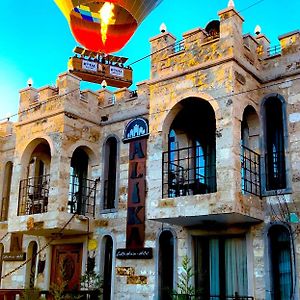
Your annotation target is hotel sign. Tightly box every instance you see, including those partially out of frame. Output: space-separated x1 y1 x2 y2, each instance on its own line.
123 118 149 143
3 252 26 261
119 118 151 258
116 248 153 259
82 60 98 72
110 66 124 77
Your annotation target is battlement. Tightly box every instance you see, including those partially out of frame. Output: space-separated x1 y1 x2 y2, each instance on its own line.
149 5 300 83
18 72 144 125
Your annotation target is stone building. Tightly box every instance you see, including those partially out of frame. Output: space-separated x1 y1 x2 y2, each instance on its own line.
0 2 300 300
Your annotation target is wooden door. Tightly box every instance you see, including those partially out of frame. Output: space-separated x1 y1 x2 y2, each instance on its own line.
50 244 83 290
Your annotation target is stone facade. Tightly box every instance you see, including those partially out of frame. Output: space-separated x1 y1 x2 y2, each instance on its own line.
0 3 300 300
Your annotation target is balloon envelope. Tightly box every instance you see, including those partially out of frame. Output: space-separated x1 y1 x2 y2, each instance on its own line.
55 0 163 53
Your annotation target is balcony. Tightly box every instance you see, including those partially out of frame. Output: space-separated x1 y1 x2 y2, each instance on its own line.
18 175 50 216
162 146 216 199
68 175 98 218
147 146 263 227
10 175 99 235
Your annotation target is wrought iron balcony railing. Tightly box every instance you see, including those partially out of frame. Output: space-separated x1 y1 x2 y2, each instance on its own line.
162 146 216 199
171 293 254 300
68 175 99 217
241 145 261 197
18 174 50 216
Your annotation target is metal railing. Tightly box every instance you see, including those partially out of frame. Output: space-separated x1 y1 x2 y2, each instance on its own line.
68 175 98 217
241 145 261 197
162 146 216 198
129 90 138 98
266 45 281 57
0 289 100 299
18 174 50 216
103 179 116 210
174 41 185 53
171 294 254 300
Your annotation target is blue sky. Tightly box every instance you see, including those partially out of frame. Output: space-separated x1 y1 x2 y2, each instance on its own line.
0 0 299 120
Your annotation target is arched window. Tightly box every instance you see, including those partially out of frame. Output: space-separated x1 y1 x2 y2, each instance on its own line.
69 148 89 215
18 140 51 216
263 96 287 191
240 106 260 196
269 225 293 300
102 236 113 300
1 161 13 221
163 98 216 198
103 137 118 210
158 230 175 300
26 241 38 288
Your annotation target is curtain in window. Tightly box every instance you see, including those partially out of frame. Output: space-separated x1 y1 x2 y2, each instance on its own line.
209 238 220 296
225 237 248 296
278 246 292 299
271 227 293 300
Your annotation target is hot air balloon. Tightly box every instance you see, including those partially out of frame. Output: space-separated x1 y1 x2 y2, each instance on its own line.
55 0 163 54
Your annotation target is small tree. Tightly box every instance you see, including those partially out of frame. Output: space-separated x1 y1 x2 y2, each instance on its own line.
174 255 195 300
49 265 68 300
21 288 41 300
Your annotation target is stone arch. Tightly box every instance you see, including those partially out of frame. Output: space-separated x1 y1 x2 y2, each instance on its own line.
20 138 53 179
67 142 98 168
161 93 220 147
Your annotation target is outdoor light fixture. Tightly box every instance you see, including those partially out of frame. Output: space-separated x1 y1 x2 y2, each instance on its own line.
254 25 261 35
227 0 235 8
101 80 107 88
27 78 33 87
160 23 167 33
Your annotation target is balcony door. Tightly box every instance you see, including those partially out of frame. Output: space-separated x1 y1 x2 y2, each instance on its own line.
194 236 248 299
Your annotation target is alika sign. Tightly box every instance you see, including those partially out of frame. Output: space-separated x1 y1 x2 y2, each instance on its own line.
120 118 151 256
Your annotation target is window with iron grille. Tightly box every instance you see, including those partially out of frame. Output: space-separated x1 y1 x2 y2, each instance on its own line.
269 225 294 300
264 97 286 191
103 137 118 210
68 148 97 217
18 174 50 216
1 161 13 221
163 145 216 198
240 106 261 197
